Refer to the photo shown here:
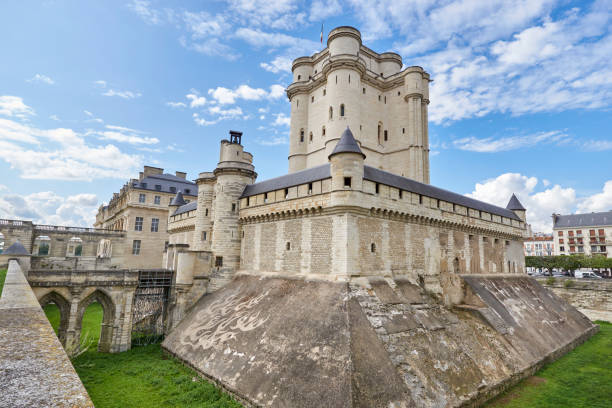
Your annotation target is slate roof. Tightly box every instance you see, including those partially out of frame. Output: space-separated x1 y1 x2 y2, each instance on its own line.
553 211 612 229
2 241 29 255
170 191 187 206
240 163 520 221
506 194 526 211
329 127 366 159
241 164 331 198
173 201 197 216
132 173 198 197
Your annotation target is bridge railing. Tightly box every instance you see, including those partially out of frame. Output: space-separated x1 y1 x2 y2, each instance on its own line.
0 219 33 227
34 224 116 233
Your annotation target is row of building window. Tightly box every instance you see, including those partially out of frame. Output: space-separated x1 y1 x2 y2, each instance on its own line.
134 217 159 232
558 229 605 237
138 184 192 195
138 193 192 205
298 123 404 144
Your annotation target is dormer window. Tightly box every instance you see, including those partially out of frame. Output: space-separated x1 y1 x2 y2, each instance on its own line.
155 184 161 191
141 182 147 188
185 189 190 194
170 187 176 193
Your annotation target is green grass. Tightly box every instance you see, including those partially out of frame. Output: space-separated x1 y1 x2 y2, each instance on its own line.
43 303 61 334
72 344 242 408
0 268 6 296
486 321 612 408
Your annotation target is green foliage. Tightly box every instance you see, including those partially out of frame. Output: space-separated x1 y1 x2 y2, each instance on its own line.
0 268 6 296
563 279 575 288
545 277 556 285
487 321 612 407
526 255 612 272
72 344 242 408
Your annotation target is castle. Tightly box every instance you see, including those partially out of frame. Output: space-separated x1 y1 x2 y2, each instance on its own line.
160 27 596 407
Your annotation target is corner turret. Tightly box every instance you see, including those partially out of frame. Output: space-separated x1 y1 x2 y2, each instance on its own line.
329 127 365 192
506 193 526 222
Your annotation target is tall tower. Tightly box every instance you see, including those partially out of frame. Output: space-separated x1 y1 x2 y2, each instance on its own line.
286 26 431 183
208 131 257 291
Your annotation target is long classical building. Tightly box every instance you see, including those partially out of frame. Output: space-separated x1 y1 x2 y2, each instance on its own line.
94 166 198 268
553 210 611 257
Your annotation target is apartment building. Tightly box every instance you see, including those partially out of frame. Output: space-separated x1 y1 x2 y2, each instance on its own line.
524 234 554 256
552 211 611 257
94 166 198 268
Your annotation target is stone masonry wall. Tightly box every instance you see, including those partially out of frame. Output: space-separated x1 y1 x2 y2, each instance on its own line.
537 277 612 322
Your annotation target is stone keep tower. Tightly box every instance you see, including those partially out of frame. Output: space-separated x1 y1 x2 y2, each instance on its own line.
286 26 431 183
208 131 257 291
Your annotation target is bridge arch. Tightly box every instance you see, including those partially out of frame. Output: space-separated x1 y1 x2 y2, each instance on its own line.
38 291 71 345
76 289 116 353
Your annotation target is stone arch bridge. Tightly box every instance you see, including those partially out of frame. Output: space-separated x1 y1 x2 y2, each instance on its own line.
27 268 174 353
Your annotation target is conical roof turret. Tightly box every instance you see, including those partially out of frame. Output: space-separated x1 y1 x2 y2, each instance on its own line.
170 191 187 206
3 241 29 255
506 194 526 211
328 127 366 159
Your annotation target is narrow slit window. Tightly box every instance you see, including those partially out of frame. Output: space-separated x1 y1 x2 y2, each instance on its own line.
329 107 333 119
284 188 289 199
384 130 388 141
231 203 236 212
300 129 304 142
375 183 380 194
286 242 291 250
344 177 351 188
309 132 313 142
311 96 314 103
340 104 345 116
308 182 313 194
371 243 376 252
399 190 403 199
362 87 366 94
322 126 326 136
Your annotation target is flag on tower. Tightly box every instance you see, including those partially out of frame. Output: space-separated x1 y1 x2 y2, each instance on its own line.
320 23 324 44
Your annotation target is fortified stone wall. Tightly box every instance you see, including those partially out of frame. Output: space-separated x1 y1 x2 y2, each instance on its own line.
0 260 93 407
537 277 612 322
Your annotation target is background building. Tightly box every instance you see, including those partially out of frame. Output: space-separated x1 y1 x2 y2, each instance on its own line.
95 166 198 268
524 233 554 256
552 211 611 257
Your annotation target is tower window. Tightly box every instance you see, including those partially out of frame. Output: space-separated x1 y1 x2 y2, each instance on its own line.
205 208 208 216
384 130 388 141
311 96 314 103
371 243 376 252
399 190 403 199
264 192 268 203
323 89 326 96
362 87 366 94
398 91 401 96
296 100 299 107
284 188 289 199
286 242 291 250
329 107 333 119
378 95 381 101
344 177 351 188
297 75 301 80
340 104 345 117
231 203 236 212
377 123 382 144
375 183 380 194
419 195 423 204
348 74 351 83
215 256 223 267
322 126 326 136
384 96 387 104
402 128 405 134
201 231 207 241
246 196 250 206
300 129 304 142
336 75 338 84
308 182 313 194
309 132 313 142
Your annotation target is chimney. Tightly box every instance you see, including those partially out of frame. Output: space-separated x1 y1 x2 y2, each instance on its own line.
143 165 164 178
175 171 187 179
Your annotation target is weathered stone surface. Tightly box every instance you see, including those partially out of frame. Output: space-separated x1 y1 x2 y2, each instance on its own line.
163 274 597 408
537 277 612 322
0 261 93 408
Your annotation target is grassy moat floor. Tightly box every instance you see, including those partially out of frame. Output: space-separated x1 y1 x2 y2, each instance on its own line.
34 289 611 408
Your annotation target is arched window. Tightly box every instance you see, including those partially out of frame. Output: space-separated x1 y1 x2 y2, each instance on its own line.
34 236 51 256
329 106 333 119
67 237 83 257
0 232 4 254
340 104 345 117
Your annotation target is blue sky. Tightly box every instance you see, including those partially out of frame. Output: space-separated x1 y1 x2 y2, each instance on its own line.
0 0 610 232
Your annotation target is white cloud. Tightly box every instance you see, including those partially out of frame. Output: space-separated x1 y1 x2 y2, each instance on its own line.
127 0 163 25
260 56 293 73
453 130 570 152
49 114 60 121
185 37 240 60
272 112 290 126
183 11 228 38
186 92 207 108
583 140 612 151
0 189 100 227
94 125 159 145
102 89 142 99
207 84 286 105
226 0 305 30
192 113 217 126
0 95 35 118
577 181 612 213
93 80 107 87
256 136 288 146
26 74 54 85
166 101 187 108
309 0 342 21
208 105 243 118
468 172 576 233
0 116 142 181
